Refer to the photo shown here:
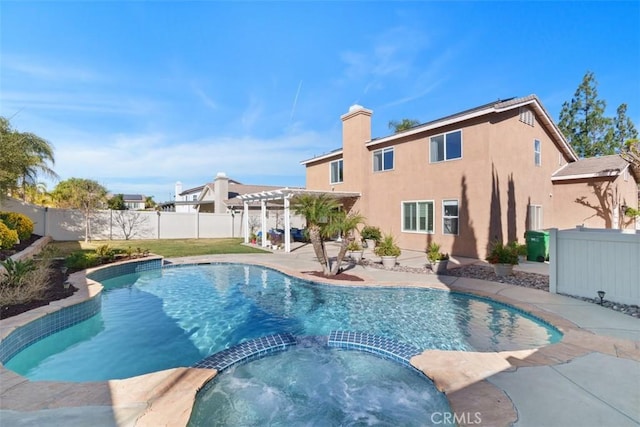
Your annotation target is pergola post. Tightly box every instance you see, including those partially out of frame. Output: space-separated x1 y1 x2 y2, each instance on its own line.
284 197 291 253
243 201 249 243
261 199 267 247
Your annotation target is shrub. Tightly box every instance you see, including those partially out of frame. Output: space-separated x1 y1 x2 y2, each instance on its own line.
95 244 116 262
346 240 362 251
361 225 382 242
426 242 449 263
486 241 519 265
0 212 34 241
65 251 101 270
374 233 401 257
0 257 51 307
0 258 36 287
0 222 19 250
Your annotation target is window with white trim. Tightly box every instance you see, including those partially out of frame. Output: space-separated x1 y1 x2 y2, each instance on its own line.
373 147 394 172
442 200 459 235
330 159 343 184
534 139 541 166
192 195 198 201
528 205 543 230
430 130 462 163
402 201 434 233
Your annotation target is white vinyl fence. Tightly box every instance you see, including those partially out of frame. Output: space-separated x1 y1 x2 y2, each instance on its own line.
549 227 640 306
0 198 302 242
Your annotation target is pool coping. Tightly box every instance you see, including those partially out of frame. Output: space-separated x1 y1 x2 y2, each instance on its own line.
1 254 639 427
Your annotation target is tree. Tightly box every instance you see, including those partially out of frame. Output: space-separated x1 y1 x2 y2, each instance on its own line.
144 196 156 209
388 118 420 133
107 194 126 210
621 138 640 178
52 178 108 242
113 210 149 240
559 71 637 158
0 117 58 200
293 193 364 276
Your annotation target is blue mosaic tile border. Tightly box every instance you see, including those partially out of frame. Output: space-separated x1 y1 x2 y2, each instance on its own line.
0 295 101 364
87 258 162 282
194 333 297 372
328 331 421 368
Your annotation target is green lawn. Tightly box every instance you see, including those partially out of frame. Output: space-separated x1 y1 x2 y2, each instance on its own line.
47 238 268 258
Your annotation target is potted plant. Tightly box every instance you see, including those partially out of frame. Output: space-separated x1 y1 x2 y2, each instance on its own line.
374 233 401 268
346 240 364 262
508 240 527 263
486 241 519 276
426 242 449 274
249 232 257 244
361 225 382 250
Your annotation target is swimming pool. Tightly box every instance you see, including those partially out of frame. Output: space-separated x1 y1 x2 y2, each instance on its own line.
4 263 561 382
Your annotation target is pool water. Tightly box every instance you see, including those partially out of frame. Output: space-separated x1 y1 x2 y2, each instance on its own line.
5 263 561 382
188 346 455 427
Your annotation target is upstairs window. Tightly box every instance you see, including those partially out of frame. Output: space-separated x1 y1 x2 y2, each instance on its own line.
330 159 343 184
373 147 394 172
534 139 541 166
430 130 462 163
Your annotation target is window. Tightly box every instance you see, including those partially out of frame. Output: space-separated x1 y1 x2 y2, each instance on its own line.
442 200 459 235
430 130 462 163
519 107 535 127
528 205 543 230
330 159 343 184
402 201 434 233
534 139 541 166
192 195 198 201
373 147 394 172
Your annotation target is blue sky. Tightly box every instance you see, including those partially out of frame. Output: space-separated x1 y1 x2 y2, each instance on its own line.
2 1 638 203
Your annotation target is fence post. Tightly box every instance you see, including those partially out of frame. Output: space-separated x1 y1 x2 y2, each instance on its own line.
549 228 558 294
157 211 161 239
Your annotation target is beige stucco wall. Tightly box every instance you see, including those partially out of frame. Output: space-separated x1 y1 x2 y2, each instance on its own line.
305 106 579 258
552 174 638 229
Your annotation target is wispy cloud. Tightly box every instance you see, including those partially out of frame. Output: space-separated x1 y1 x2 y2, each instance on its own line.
2 55 103 82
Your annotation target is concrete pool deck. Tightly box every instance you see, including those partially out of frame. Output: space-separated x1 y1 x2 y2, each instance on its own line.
1 243 638 426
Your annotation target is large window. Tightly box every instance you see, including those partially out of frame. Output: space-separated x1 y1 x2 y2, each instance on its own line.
430 130 462 163
534 139 541 166
442 200 459 235
402 201 434 233
528 205 543 230
330 159 343 184
373 147 394 172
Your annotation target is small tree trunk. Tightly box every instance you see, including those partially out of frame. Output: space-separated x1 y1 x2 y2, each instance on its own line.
308 226 330 275
329 238 350 276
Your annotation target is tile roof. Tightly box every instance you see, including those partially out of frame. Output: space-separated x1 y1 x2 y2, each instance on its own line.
552 155 630 180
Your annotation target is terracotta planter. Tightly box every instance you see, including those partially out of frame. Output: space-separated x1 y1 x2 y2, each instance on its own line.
493 263 515 277
430 260 449 274
380 256 397 269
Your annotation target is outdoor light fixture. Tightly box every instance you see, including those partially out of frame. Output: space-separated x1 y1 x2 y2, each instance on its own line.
597 290 606 305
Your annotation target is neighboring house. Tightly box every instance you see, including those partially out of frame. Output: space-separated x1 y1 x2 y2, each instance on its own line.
122 194 146 210
301 95 638 258
175 173 304 215
552 155 638 229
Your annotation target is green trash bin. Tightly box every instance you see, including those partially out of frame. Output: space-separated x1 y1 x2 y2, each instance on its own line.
524 230 549 262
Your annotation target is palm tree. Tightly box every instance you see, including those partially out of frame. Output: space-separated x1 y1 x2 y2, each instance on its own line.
293 193 338 275
388 118 420 133
324 210 366 275
17 132 59 200
293 193 365 276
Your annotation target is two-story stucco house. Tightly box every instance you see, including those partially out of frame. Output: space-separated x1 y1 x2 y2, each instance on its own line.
301 95 638 258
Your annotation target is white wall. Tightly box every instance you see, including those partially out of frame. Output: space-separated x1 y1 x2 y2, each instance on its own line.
0 198 305 242
549 227 640 306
